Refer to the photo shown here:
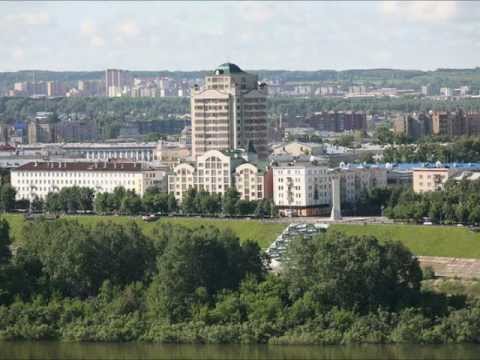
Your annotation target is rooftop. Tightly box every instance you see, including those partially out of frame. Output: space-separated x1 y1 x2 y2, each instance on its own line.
214 63 245 75
14 161 150 172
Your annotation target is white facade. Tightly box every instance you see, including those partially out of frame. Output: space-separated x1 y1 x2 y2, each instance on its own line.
273 161 331 216
11 161 167 200
272 161 388 216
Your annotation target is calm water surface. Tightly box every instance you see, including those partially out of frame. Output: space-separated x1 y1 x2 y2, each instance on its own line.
1 342 480 360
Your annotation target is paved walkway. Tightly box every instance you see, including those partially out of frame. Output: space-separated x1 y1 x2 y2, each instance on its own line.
418 256 480 279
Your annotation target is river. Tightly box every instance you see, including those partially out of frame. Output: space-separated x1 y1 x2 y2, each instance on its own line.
1 342 480 360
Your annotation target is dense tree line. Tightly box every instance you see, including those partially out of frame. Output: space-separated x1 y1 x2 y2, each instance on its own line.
4 97 480 139
180 188 276 218
385 180 480 225
26 186 275 218
383 137 480 163
1 221 480 344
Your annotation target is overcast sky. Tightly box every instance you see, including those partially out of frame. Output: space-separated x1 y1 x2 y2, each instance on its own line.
1 1 479 72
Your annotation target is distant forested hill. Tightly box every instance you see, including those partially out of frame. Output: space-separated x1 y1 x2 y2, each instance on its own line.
2 68 480 90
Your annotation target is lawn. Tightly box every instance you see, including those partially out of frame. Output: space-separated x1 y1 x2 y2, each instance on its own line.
331 224 480 259
2 214 286 249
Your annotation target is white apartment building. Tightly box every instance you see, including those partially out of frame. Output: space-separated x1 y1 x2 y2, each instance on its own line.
11 161 167 200
273 161 331 217
191 63 268 159
234 162 272 201
272 161 388 216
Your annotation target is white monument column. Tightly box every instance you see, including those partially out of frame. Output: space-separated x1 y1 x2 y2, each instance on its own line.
330 175 342 220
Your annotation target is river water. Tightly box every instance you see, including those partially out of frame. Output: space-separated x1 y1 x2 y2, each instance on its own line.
1 342 480 360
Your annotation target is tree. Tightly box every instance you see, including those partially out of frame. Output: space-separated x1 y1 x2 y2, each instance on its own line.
147 225 267 322
31 196 44 212
120 191 143 215
78 188 95 212
94 192 112 214
236 199 255 216
181 188 197 215
223 187 240 217
88 222 155 290
0 219 11 265
0 184 16 212
45 192 63 214
0 219 12 303
284 232 422 312
167 192 178 213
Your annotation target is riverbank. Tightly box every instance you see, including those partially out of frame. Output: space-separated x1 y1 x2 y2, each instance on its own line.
1 342 480 360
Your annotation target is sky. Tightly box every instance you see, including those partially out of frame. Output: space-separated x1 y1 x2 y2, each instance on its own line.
1 1 480 72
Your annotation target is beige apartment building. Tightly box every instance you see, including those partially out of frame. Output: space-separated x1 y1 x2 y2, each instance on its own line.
412 167 458 193
168 150 244 202
234 162 273 201
191 63 268 159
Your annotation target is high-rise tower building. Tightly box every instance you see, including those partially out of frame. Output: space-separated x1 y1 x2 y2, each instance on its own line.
191 63 268 159
105 69 130 97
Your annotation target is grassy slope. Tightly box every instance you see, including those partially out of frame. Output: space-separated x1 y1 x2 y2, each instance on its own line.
6 213 480 258
331 224 480 259
3 214 286 249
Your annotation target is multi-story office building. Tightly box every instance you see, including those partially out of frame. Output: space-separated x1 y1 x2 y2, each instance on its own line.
11 161 168 200
191 63 268 159
105 69 131 97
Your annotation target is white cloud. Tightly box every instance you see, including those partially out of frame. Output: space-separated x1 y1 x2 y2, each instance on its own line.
12 48 25 61
90 35 105 48
237 2 275 24
381 1 457 23
117 20 140 38
4 11 50 26
80 20 96 35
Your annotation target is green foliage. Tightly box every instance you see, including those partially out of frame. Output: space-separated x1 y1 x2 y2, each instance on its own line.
284 231 423 313
147 225 268 322
20 220 155 297
386 179 480 225
0 184 16 212
383 137 480 163
3 218 480 345
45 187 94 214
223 188 240 217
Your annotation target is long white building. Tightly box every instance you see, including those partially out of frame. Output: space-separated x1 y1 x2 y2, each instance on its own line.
11 161 168 200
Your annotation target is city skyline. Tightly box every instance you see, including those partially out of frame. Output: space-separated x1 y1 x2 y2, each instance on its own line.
1 1 480 72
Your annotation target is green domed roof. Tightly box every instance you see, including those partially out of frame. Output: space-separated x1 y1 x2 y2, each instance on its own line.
214 63 244 75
